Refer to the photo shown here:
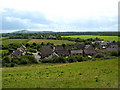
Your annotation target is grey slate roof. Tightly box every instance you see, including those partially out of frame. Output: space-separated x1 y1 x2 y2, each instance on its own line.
71 50 83 54
41 45 54 58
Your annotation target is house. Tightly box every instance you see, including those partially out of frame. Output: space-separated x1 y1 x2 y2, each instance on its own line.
99 42 109 49
95 48 108 53
106 44 119 52
47 52 59 59
74 43 85 49
9 45 27 58
94 40 104 44
71 50 83 56
55 45 73 57
32 52 41 61
84 45 96 56
40 45 54 58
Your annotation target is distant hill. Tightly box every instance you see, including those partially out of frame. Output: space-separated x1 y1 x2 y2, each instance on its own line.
12 30 53 34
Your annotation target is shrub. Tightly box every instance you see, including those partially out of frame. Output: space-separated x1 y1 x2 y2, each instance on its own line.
20 59 28 65
67 57 77 63
20 55 38 64
28 55 38 64
29 49 37 53
110 51 118 56
53 57 66 63
83 57 89 61
3 56 11 63
75 56 84 62
11 58 20 64
94 53 104 58
10 63 15 67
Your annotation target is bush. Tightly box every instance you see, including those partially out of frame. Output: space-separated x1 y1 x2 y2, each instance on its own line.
67 57 77 63
20 59 28 65
10 63 15 67
75 56 84 62
11 58 20 64
29 49 37 53
3 56 11 63
20 55 38 64
94 53 104 58
110 51 118 56
83 57 89 61
53 57 66 63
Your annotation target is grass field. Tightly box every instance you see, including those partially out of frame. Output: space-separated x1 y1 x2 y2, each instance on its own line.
62 35 119 41
2 58 118 88
2 39 30 45
0 50 8 55
28 39 75 45
0 37 9 41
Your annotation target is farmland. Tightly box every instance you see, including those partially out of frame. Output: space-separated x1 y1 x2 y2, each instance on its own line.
0 37 9 40
2 58 118 88
0 50 8 55
2 39 30 45
62 35 119 41
28 39 76 45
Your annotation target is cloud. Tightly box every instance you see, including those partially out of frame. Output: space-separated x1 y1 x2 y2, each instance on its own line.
1 8 53 31
5 17 30 24
1 6 118 33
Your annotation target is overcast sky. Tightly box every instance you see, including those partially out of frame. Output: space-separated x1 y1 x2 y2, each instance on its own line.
0 0 119 33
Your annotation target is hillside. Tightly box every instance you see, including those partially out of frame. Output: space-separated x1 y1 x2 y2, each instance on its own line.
2 58 118 88
12 30 53 34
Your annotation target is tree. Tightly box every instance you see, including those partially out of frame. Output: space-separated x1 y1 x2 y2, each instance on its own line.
3 56 11 63
25 43 30 47
41 42 44 46
32 42 37 46
62 44 66 48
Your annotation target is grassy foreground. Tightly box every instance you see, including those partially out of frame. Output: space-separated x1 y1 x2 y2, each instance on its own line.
2 58 118 88
62 35 119 41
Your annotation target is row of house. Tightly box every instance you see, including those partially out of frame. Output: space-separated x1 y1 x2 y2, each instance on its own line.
9 41 119 60
9 45 28 58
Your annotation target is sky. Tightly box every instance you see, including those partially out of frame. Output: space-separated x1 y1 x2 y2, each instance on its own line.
0 0 119 33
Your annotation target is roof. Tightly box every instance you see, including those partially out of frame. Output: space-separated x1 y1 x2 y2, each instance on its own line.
84 49 96 54
84 45 94 50
55 45 72 51
96 49 108 53
84 45 96 54
41 45 54 58
71 50 83 54
55 45 72 56
100 42 108 46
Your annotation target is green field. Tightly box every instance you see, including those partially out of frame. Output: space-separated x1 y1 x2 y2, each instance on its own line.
0 50 8 55
0 37 9 40
62 35 119 41
28 39 75 45
2 39 29 45
2 58 118 88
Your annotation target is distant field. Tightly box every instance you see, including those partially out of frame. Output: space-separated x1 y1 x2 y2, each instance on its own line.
62 35 119 41
0 50 8 55
28 39 75 45
1 37 9 40
2 58 118 88
2 39 29 45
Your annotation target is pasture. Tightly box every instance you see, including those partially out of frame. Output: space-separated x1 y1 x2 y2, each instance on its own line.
62 35 119 41
2 39 30 45
0 37 9 40
0 50 8 56
2 58 118 88
28 39 75 45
